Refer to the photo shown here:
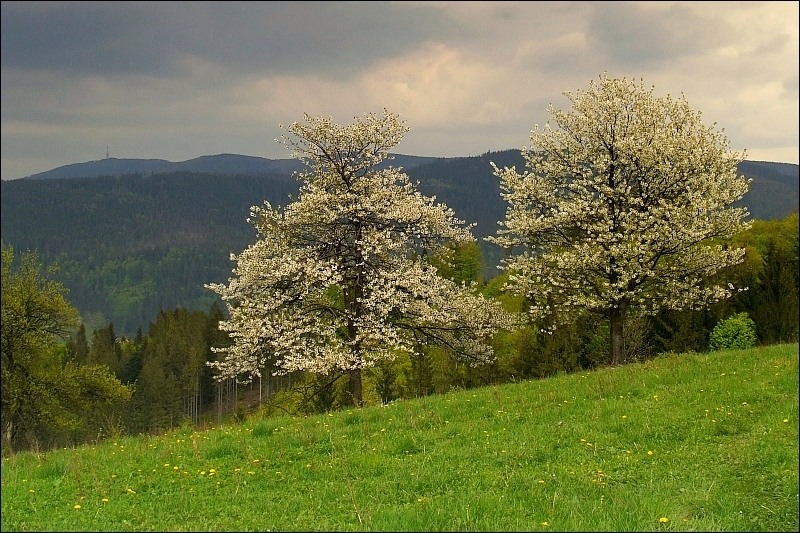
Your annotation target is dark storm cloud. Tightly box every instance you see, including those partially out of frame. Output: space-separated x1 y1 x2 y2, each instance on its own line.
1 1 458 78
586 1 730 65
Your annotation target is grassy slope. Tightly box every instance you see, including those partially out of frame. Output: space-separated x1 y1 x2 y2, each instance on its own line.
2 344 798 532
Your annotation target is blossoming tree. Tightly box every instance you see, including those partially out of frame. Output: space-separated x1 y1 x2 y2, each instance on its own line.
488 74 751 364
207 110 513 405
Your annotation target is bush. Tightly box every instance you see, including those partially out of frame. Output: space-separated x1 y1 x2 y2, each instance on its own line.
708 312 757 351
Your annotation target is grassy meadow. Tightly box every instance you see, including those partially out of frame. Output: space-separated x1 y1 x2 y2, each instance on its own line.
1 343 798 532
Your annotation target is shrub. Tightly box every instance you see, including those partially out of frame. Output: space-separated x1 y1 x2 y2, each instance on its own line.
708 312 757 351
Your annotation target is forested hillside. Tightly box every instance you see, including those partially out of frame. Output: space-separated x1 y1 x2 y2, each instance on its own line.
1 152 797 336
1 172 296 333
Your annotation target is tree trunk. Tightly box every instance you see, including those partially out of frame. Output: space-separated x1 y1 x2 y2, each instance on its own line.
3 420 14 455
216 382 222 425
348 368 363 407
610 303 626 365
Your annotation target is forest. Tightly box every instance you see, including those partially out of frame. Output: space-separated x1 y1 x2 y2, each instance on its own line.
2 82 799 453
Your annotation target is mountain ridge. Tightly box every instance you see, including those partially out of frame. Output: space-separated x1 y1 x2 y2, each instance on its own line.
18 152 443 180
20 148 800 181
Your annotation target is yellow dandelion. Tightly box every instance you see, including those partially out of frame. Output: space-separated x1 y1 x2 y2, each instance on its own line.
647 450 654 455
101 498 109 503
541 521 550 527
74 504 82 510
659 517 669 524
126 488 136 494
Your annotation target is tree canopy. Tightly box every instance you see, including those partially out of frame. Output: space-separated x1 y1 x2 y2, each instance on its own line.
1 243 131 451
207 110 514 405
489 74 751 364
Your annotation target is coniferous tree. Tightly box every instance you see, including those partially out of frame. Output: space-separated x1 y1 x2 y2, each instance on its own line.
89 323 121 377
66 323 90 364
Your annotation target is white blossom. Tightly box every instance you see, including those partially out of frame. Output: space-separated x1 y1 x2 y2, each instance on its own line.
207 110 514 400
488 74 751 363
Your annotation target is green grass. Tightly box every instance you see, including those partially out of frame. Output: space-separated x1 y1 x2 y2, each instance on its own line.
2 344 798 531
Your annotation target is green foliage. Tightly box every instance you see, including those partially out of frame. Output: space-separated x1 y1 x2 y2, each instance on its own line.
1 243 131 452
369 362 398 404
728 213 799 344
427 241 485 285
65 324 90 364
54 362 133 444
128 307 217 433
709 312 758 351
88 323 122 375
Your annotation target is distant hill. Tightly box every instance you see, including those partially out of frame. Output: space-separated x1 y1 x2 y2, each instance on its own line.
2 150 797 336
21 153 441 180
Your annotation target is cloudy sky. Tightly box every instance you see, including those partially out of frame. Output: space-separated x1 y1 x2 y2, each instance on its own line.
1 1 797 180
